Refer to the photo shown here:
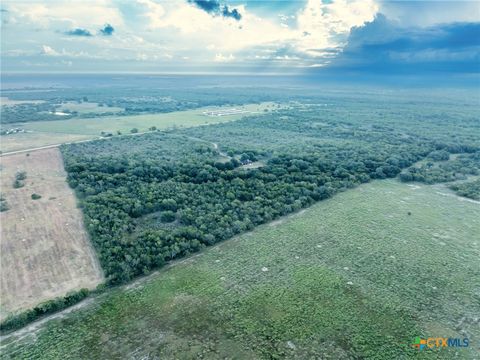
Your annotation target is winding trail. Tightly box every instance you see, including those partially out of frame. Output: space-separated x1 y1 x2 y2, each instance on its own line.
179 134 231 160
0 131 152 157
212 142 231 158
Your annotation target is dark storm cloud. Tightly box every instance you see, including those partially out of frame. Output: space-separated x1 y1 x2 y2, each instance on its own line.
326 14 480 74
65 28 93 37
64 24 115 37
188 0 242 21
222 6 241 21
190 0 219 13
100 24 115 36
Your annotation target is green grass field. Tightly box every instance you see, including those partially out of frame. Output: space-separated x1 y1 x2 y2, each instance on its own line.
58 102 123 114
23 102 274 135
1 179 478 359
0 103 275 153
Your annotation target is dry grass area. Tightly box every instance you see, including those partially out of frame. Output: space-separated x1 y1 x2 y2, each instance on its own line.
0 132 93 153
0 148 103 320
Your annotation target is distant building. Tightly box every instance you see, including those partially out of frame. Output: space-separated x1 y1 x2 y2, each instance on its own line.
202 108 250 117
1 128 26 135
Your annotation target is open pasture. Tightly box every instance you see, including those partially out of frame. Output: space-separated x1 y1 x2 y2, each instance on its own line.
0 102 275 153
21 102 274 135
0 148 103 321
57 102 123 115
2 179 478 359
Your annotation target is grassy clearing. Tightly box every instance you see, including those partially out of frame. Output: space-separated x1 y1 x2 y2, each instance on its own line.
1 179 478 359
0 102 275 152
22 102 274 135
58 102 123 114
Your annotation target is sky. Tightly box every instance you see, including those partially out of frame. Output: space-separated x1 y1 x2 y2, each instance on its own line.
1 0 479 76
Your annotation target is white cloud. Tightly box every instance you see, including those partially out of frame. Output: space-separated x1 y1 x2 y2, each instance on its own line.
136 1 294 50
2 0 381 70
40 45 104 60
214 53 235 62
7 0 123 29
274 55 299 61
309 62 330 68
136 0 165 29
296 0 378 56
41 45 59 56
137 0 378 60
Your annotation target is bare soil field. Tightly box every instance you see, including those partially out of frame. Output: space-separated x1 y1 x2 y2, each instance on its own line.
0 148 103 320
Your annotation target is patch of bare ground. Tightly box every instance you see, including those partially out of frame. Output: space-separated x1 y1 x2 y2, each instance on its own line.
241 161 265 170
0 148 103 321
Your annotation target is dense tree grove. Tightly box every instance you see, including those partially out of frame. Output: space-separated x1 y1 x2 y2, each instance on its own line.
399 151 480 184
449 179 480 200
1 102 71 124
61 104 479 284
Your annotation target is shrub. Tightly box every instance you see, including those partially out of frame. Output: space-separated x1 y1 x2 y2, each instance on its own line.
31 193 42 200
15 171 27 181
0 201 9 212
160 211 176 223
427 150 450 161
13 179 25 189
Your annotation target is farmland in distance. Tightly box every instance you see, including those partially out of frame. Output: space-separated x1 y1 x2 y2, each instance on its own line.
0 102 276 153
